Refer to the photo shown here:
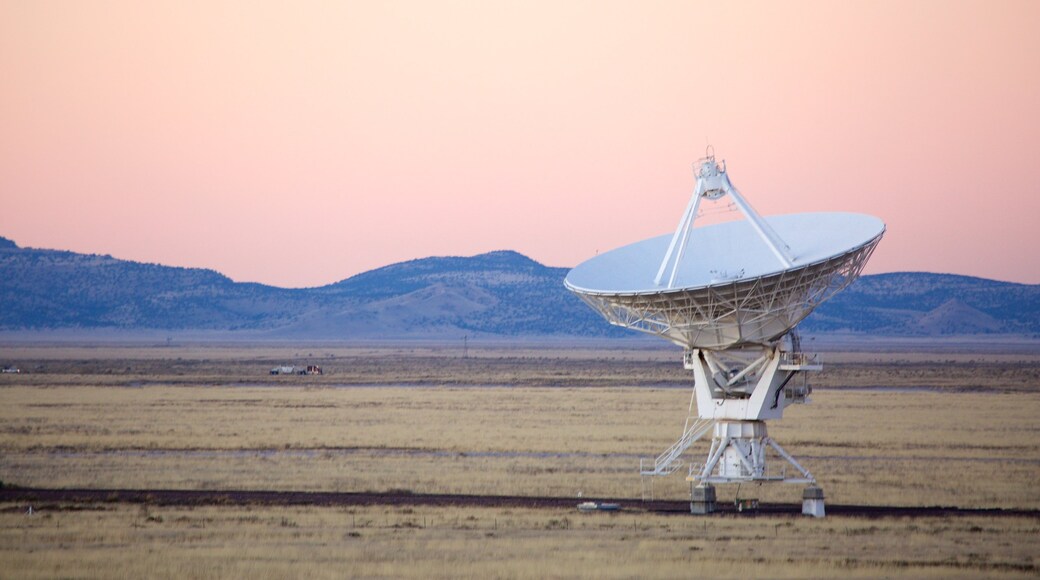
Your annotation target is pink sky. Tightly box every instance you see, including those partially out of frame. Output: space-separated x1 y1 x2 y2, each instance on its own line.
2 0 1038 287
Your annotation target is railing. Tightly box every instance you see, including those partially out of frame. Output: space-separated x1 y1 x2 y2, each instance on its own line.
640 418 715 476
782 353 815 365
779 351 820 367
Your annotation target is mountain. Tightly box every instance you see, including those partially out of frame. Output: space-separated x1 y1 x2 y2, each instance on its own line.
1 235 1037 338
801 272 1040 335
0 238 618 338
0 236 309 330
273 251 621 338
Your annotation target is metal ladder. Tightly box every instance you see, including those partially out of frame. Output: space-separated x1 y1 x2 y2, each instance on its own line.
641 417 715 476
640 417 715 500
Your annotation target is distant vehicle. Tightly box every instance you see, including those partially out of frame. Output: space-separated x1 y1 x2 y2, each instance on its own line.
1 366 20 374
270 365 322 375
577 502 621 512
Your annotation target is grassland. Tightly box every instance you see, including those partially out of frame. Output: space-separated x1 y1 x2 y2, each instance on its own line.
3 503 1038 579
1 343 1038 578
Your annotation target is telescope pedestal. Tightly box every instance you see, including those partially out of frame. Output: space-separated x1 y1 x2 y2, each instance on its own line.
686 420 823 516
685 344 824 515
688 420 814 485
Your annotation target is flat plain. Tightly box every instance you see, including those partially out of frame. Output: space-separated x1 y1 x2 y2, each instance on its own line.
1 342 1038 578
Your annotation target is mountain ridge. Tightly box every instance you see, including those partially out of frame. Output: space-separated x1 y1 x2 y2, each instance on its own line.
1 236 1037 338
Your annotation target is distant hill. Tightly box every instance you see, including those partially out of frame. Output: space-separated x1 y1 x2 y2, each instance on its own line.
0 236 309 330
1 235 1037 338
802 272 1040 336
0 238 617 338
273 250 622 338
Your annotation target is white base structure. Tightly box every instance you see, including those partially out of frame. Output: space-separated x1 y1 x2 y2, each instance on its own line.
691 421 813 484
642 337 827 515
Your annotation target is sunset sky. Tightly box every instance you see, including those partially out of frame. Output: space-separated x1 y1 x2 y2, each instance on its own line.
2 0 1038 287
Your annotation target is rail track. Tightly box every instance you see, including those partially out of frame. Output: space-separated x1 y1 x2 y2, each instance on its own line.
2 488 1037 519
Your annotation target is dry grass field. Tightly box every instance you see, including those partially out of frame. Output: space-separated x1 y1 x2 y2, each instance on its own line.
3 503 1038 579
1 342 1038 578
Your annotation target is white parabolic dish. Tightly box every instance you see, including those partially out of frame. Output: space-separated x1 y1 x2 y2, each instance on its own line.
565 212 885 350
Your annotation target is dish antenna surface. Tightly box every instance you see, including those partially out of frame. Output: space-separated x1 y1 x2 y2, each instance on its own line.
565 151 884 516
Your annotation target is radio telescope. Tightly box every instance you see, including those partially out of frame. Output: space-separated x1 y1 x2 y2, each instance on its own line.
565 152 884 516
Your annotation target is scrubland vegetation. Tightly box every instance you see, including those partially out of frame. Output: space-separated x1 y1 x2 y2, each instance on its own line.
1 344 1037 578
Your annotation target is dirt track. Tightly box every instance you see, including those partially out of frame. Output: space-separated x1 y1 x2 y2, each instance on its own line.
3 488 1038 519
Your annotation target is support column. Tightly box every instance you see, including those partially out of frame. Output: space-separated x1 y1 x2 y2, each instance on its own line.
802 485 825 518
690 484 716 514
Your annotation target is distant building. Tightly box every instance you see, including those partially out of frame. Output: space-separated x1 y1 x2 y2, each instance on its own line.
270 366 295 375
